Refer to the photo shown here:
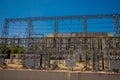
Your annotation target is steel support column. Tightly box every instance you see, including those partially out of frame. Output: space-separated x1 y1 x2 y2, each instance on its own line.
27 19 33 48
113 15 119 36
82 17 87 37
54 18 58 37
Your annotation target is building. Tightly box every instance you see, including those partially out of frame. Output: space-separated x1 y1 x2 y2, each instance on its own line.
47 32 109 37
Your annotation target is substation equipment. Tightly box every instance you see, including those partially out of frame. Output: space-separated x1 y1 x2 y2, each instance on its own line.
0 14 120 71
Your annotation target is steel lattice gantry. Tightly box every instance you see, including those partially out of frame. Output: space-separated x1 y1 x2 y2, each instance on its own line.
1 14 120 38
1 14 120 71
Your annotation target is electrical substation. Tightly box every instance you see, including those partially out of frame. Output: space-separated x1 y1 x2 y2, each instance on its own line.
0 14 120 72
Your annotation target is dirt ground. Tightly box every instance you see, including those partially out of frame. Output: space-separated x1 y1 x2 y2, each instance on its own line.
2 61 85 71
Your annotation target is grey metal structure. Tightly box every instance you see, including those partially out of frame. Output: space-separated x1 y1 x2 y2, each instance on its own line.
0 14 120 71
0 57 5 65
2 14 120 39
109 58 120 70
0 37 120 71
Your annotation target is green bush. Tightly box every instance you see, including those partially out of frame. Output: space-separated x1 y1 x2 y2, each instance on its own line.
13 48 19 53
6 48 11 54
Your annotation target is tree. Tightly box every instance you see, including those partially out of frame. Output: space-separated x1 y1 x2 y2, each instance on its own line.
13 48 19 53
19 48 25 54
5 48 12 59
6 48 12 54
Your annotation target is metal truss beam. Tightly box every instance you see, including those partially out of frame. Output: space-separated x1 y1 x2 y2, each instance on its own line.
5 14 120 22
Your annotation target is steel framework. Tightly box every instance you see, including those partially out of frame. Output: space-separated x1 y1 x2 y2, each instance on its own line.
1 14 120 38
0 37 120 70
0 14 120 71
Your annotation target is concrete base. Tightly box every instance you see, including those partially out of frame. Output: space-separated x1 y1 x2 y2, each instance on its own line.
0 70 120 80
71 72 120 80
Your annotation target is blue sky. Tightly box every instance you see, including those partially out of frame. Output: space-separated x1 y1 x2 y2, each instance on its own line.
0 0 120 18
0 0 120 37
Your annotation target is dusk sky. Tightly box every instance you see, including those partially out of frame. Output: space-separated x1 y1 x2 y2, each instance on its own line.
0 0 120 37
